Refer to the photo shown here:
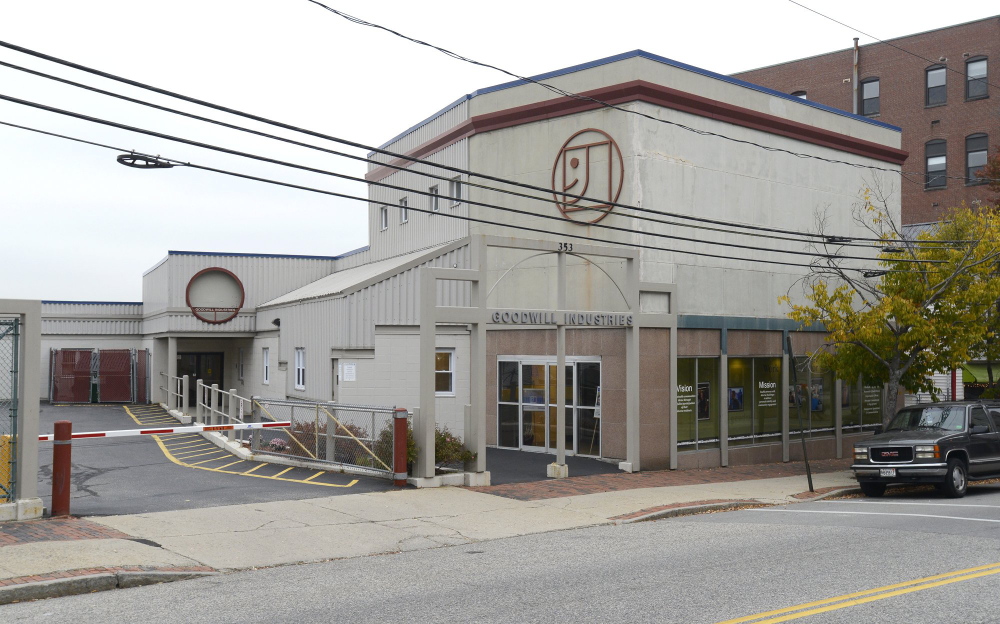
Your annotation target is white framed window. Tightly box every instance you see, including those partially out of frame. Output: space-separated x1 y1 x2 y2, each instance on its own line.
435 349 454 396
262 347 270 385
429 186 439 212
400 197 408 224
379 205 388 231
294 348 306 390
238 348 245 382
448 177 462 207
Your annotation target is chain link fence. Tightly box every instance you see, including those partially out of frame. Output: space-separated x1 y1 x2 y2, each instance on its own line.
251 398 399 478
1 319 19 503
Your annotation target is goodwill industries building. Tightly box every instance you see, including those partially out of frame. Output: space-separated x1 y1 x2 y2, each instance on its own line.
39 50 905 478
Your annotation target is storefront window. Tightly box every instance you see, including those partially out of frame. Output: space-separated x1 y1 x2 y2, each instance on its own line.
753 358 782 443
727 358 753 446
841 378 861 432
677 357 720 450
861 383 883 430
810 363 836 436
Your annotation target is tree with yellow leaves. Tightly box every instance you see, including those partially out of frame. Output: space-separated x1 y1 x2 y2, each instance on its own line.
782 186 1000 425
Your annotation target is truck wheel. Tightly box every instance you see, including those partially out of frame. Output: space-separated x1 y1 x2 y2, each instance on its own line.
943 459 968 498
860 482 886 497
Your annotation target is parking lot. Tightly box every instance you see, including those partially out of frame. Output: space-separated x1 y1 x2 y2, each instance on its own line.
36 403 395 516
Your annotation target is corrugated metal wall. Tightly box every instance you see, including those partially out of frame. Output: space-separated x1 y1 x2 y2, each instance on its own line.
42 303 143 336
268 244 471 401
368 100 469 169
369 141 470 262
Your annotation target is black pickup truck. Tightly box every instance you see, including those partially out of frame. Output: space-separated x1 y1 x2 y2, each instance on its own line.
852 401 1000 498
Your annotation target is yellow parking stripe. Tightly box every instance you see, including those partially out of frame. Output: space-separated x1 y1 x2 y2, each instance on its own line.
216 460 246 470
302 471 325 483
150 436 357 488
173 449 223 460
189 455 233 466
715 562 1000 624
164 441 211 450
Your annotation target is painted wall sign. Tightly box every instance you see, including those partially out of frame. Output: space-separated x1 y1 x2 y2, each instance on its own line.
551 128 624 224
185 267 245 324
490 310 633 326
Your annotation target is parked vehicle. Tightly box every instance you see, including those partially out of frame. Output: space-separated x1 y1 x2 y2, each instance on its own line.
852 401 1000 498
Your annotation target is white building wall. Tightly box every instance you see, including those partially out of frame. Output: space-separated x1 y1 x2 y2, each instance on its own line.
368 99 470 168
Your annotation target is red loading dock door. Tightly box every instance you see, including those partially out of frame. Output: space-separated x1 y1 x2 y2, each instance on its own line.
52 349 92 403
98 349 133 402
135 349 148 404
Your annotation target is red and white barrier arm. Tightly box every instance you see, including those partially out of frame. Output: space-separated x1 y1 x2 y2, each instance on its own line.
39 421 293 442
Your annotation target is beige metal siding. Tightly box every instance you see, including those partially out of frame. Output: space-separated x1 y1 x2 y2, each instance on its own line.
368 100 469 169
370 140 469 261
42 303 143 336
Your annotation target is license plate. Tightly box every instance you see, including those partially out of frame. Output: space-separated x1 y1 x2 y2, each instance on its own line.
879 468 896 477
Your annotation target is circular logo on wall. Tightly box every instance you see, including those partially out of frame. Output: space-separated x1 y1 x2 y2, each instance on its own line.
551 128 624 224
186 267 245 324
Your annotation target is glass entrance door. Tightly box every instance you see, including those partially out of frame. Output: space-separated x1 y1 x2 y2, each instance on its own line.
499 359 600 456
178 352 224 407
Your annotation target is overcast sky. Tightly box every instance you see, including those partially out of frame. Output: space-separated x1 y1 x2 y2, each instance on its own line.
0 1 993 301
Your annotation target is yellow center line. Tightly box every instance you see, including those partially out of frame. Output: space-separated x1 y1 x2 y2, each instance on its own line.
716 562 1000 624
272 467 295 478
241 464 266 475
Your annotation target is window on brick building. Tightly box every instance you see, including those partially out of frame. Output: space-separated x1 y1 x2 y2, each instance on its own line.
791 91 807 99
860 78 879 115
925 140 947 189
966 58 987 100
926 66 947 106
966 134 988 184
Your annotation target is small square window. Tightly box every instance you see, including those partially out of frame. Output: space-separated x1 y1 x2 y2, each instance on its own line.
429 186 439 212
448 177 462 207
379 205 388 231
435 350 454 395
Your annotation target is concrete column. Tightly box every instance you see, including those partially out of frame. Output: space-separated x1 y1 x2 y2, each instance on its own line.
181 375 190 414
469 237 487 473
195 379 203 424
166 337 177 406
417 268 436 479
669 325 678 470
834 379 843 459
228 388 237 442
624 256 641 473
14 301 41 503
781 352 791 462
720 352 729 467
210 384 218 427
551 251 568 477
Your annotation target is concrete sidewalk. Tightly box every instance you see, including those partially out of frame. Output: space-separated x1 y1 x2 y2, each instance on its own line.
0 459 857 605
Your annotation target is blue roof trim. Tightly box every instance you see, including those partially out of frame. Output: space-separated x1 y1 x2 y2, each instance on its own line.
43 300 143 306
370 49 900 155
167 248 366 261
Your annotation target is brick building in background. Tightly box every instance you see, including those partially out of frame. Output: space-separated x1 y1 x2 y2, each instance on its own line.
734 16 999 225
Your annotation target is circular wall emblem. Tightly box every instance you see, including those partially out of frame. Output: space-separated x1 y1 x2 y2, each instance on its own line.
551 128 624 224
185 267 245 324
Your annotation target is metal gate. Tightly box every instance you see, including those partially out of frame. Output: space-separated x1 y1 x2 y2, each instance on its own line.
1 319 18 503
251 398 401 478
49 348 150 404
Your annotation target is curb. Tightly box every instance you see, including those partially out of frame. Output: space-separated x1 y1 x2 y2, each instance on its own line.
618 501 765 524
0 570 217 606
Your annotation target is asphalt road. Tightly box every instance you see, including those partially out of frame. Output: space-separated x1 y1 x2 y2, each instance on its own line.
7 482 1000 622
35 404 393 516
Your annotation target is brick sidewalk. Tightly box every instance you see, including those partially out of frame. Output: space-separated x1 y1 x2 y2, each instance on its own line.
0 517 130 547
468 458 853 501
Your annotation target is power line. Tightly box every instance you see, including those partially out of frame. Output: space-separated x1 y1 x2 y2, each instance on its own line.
0 42 971 248
304 1 999 190
1 117 914 274
2 93 932 266
0 57 895 252
788 1 1000 94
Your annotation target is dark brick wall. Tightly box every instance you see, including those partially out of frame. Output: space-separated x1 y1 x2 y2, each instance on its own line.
733 17 1000 224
